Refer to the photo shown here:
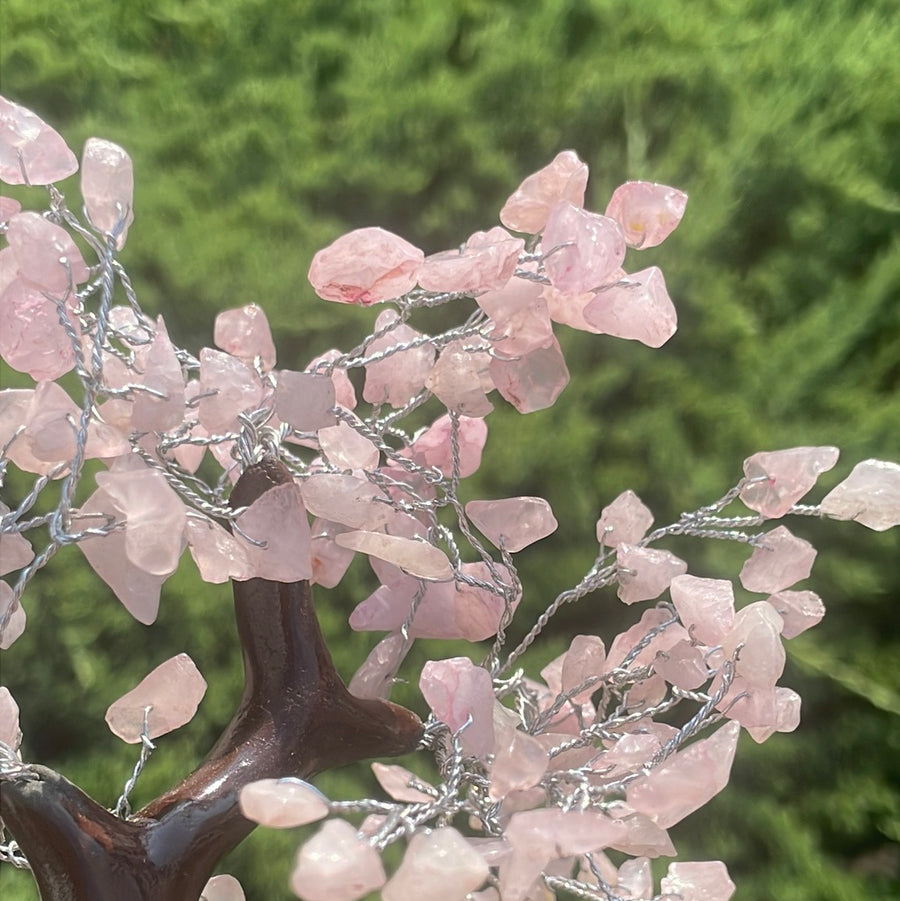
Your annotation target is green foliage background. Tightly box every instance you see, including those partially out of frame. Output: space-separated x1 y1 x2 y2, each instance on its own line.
1 0 898 898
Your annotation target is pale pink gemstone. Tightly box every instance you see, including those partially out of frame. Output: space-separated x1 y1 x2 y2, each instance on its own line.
480 285 554 357
661 861 736 901
184 514 253 583
499 151 589 234
239 778 330 828
301 473 391 531
310 518 356 588
6 211 89 292
616 544 688 604
616 857 653 899
745 686 802 743
371 762 434 803
306 349 357 410
600 732 665 778
201 874 245 901
606 607 689 669
466 496 558 553
131 316 186 433
740 446 840 519
739 525 816 593
596 490 654 548
382 828 490 901
722 601 785 690
0 582 26 649
452 562 520 640
626 721 740 827
821 459 900 531
606 807 676 858
542 284 603 333
213 304 276 371
490 333 570 414
605 181 688 249
308 226 423 305
417 226 524 294
348 632 408 700
669 574 736 646
197 348 264 433
766 589 825 639
290 819 386 901
420 657 495 756
0 196 22 221
0 505 34 575
234 482 312 582
318 420 380 471
560 634 606 702
336 531 452 581
425 340 494 417
653 639 708 690
0 686 21 752
275 370 337 432
0 96 78 185
403 414 488 479
81 138 134 249
583 266 678 348
363 309 435 407
105 652 207 742
489 722 549 801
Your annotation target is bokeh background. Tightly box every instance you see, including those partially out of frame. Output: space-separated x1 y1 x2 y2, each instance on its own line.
1 1 898 898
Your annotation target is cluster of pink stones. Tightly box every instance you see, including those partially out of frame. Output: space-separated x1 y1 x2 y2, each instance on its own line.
3 95 900 900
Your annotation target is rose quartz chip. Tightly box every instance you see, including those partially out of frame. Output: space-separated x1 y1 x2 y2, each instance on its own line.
766 589 825 638
583 266 677 348
318 420 380 471
500 151 589 234
561 634 607 702
420 657 495 756
336 531 452 581
131 316 186 433
466 496 558 552
201 874 245 901
490 334 570 413
6 211 90 293
403 414 487 479
489 723 549 801
301 473 392 531
739 525 816 593
383 828 489 901
653 639 708 690
723 601 785 690
616 544 688 604
348 632 408 700
669 575 735 646
197 348 265 433
0 582 26 649
307 348 357 410
81 137 134 249
275 370 337 432
627 721 740 827
0 196 21 221
661 861 736 901
363 309 436 407
0 95 78 185
425 340 494 417
478 280 554 356
740 446 840 519
105 653 207 743
239 778 330 828
606 607 688 669
310 518 356 588
290 819 386 901
542 202 626 294
308 226 423 305
821 459 900 531
596 490 654 548
214 304 277 371
605 181 688 249
542 284 603 333
0 686 21 752
745 686 802 743
616 857 652 899
0 505 34 575
184 514 253 583
371 762 434 803
417 227 524 295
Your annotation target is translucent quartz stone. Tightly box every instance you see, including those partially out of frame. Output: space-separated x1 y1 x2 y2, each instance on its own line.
604 181 688 249
626 721 740 828
6 211 90 293
596 490 654 548
418 226 524 295
489 721 549 801
599 731 665 779
0 503 34 575
201 874 245 901
661 861 736 901
766 589 825 639
616 857 652 900
239 777 329 828
0 196 21 222
466 496 558 553
722 601 785 690
290 819 386 901
403 413 488 479
105 652 207 742
0 582 26 649
542 202 626 295
275 370 337 432
739 525 816 593
81 137 134 249
306 349 357 410
382 828 490 901
420 657 495 755
0 95 78 185
301 473 393 531
740 446 840 519
605 805 676 858
606 607 688 669
653 639 708 690
821 458 900 531
131 316 186 433
479 281 554 356
197 348 264 433
583 266 678 348
308 226 423 305
745 686 801 743
425 339 494 417
184 514 253 584
371 762 434 803
669 574 736 646
363 309 435 407
310 518 356 588
499 150 589 234
616 544 688 604
337 531 452 581
560 634 606 703
318 420 380 471
490 334 570 414
234 481 312 582
348 632 408 700
542 284 603 334
0 686 21 753
214 304 277 371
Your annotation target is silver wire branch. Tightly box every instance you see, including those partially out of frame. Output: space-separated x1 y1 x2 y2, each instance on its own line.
113 706 156 819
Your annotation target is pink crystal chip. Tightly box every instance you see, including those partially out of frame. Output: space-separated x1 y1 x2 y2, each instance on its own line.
490 334 570 414
740 446 840 519
739 525 816 593
669 575 736 646
81 137 134 249
214 304 277 371
0 686 21 753
605 181 688 249
420 657 495 756
403 414 487 479
6 211 90 293
239 778 330 828
418 227 524 295
184 514 253 584
337 531 452 581
201 875 245 901
0 95 78 185
105 653 207 743
616 544 688 604
820 459 900 531
363 309 435 407
371 762 434 803
0 583 26 649
766 589 825 639
131 316 186 433
660 861 736 901
466 496 558 552
596 490 654 548
275 370 337 432
500 150 589 234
